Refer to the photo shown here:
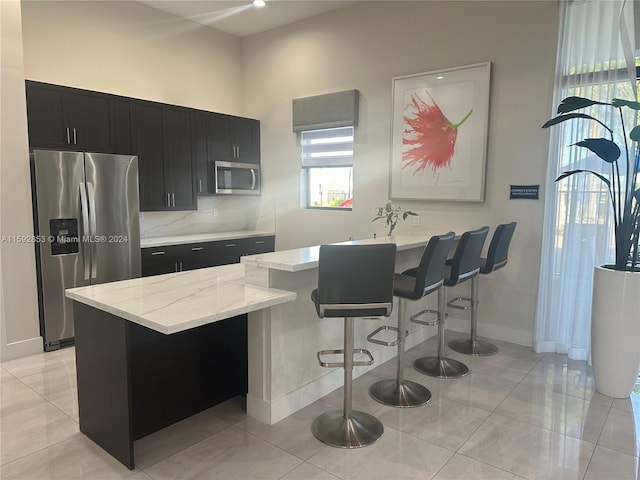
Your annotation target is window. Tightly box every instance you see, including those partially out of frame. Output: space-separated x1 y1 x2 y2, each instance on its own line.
301 126 353 209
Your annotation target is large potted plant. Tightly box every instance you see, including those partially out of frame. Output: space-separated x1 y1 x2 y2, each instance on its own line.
543 96 640 398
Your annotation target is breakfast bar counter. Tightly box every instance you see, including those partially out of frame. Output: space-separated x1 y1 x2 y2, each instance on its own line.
241 233 446 425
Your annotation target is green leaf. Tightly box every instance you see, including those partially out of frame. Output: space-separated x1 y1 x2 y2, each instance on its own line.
612 98 640 110
555 169 611 189
557 96 608 113
573 138 620 163
542 113 592 128
542 113 612 133
629 125 640 142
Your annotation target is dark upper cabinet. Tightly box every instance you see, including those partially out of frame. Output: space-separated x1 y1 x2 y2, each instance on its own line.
113 98 133 154
25 80 259 206
232 116 260 165
192 111 209 196
163 106 195 210
208 114 260 165
132 101 196 211
25 81 116 153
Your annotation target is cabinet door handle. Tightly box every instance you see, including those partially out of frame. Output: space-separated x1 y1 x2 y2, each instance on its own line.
179 261 183 271
191 247 204 251
254 240 265 244
172 193 176 207
73 127 77 145
225 243 236 247
198 179 202 193
167 193 171 207
151 251 166 256
66 127 71 144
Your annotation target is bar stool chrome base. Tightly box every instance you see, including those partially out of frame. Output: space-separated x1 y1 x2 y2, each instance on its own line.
311 410 384 448
413 356 469 378
370 379 431 407
448 338 498 356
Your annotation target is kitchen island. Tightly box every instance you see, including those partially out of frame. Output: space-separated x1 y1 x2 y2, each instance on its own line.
241 233 447 425
66 263 295 469
67 232 449 469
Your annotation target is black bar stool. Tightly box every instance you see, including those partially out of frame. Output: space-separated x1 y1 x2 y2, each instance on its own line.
413 226 489 378
368 232 455 407
311 243 396 448
449 222 517 356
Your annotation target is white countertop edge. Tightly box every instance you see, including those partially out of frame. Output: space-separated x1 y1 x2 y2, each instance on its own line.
241 233 447 272
141 230 275 248
66 284 296 335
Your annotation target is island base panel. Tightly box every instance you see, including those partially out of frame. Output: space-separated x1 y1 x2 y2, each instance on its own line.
74 302 248 469
128 316 248 439
74 302 135 469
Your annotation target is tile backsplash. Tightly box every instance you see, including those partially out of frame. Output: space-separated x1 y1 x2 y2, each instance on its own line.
140 196 276 238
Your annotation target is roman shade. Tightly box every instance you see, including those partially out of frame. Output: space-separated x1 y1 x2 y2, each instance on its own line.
292 89 360 132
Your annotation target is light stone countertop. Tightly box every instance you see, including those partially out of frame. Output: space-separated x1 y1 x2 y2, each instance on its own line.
140 230 275 248
240 232 446 272
66 263 296 335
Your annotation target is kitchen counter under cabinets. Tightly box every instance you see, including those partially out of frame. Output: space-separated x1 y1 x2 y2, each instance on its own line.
141 231 275 276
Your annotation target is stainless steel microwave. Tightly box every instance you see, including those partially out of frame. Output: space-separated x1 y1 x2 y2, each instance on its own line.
212 161 260 195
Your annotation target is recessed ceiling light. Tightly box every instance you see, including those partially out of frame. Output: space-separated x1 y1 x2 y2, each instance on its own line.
436 75 444 80
253 0 266 7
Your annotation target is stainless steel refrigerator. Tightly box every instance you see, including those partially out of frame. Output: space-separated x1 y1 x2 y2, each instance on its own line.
31 149 141 351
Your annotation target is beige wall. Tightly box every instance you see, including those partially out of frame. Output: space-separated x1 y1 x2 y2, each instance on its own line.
242 1 558 345
1 0 41 360
21 0 243 113
2 0 558 360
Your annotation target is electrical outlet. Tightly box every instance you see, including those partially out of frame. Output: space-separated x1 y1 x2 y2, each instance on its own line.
413 215 421 226
213 208 219 217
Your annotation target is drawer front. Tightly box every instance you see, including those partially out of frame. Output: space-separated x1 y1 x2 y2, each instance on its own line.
141 246 183 276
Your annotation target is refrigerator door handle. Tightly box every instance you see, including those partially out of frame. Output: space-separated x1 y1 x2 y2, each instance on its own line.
87 182 98 279
79 183 91 281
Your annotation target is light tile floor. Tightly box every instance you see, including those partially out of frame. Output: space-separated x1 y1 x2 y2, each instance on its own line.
1 331 639 479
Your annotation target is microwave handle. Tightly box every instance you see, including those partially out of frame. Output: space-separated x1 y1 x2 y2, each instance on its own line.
251 169 256 190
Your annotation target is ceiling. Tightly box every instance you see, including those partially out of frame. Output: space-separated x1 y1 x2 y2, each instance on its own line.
138 1 359 37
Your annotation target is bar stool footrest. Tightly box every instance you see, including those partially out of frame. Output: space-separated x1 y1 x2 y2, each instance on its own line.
447 296 477 311
317 348 374 368
367 325 408 346
410 309 445 326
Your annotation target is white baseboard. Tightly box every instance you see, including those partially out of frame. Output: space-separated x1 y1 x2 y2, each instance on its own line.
1 336 43 362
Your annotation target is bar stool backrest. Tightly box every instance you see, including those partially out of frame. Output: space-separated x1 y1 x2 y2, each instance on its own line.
445 226 489 286
402 232 456 300
314 243 396 318
481 222 517 274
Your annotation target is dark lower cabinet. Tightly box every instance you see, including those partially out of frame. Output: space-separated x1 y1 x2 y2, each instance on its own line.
141 235 275 277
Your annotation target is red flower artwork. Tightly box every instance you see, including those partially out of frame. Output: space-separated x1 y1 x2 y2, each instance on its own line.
402 92 472 176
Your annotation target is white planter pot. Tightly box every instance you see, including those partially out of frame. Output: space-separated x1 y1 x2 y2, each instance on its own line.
591 265 640 398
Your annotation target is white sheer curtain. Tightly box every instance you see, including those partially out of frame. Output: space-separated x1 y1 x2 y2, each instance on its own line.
534 0 637 361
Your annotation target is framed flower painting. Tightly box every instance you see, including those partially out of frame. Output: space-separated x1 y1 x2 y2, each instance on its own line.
390 62 491 202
